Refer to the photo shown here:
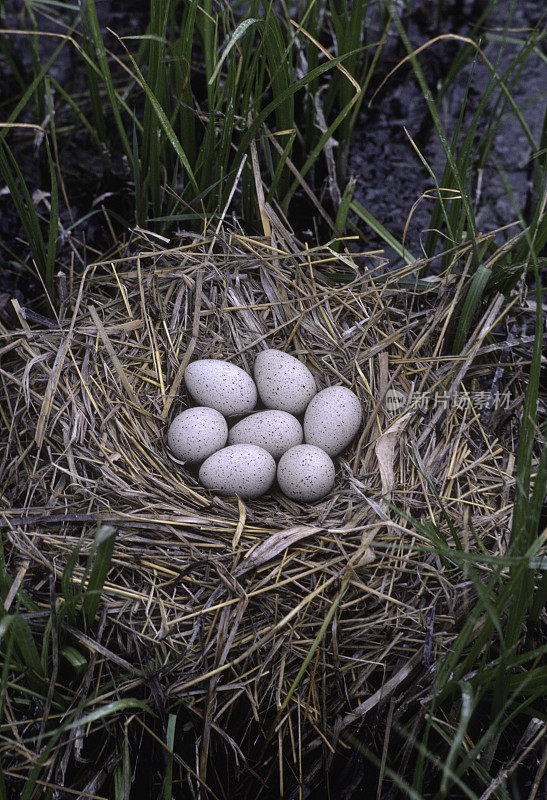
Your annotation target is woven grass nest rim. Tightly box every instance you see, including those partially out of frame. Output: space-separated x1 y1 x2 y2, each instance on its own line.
0 219 534 791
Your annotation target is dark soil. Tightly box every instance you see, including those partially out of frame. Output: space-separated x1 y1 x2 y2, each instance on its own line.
348 0 546 263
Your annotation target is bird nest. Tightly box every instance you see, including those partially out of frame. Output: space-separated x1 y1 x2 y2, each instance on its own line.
0 221 528 796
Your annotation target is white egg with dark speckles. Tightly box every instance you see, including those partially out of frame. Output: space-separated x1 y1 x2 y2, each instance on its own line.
184 359 257 416
277 445 335 501
167 406 228 463
199 444 276 499
304 386 362 456
228 410 303 460
254 349 316 415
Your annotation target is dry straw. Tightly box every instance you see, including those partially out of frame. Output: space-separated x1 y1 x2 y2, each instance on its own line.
0 218 529 793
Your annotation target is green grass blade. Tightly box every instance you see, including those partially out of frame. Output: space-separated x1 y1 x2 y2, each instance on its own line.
350 199 416 264
262 11 294 199
423 50 480 264
332 177 356 251
22 2 46 124
280 576 349 715
438 0 501 98
325 0 368 181
0 612 44 690
20 698 153 800
0 533 38 612
44 137 58 298
0 31 26 92
61 539 82 623
440 681 474 797
208 18 260 85
79 0 107 144
283 91 358 210
501 174 544 655
197 0 215 109
174 0 198 167
429 714 511 800
229 45 363 206
47 77 102 151
264 130 296 204
141 0 170 217
0 28 73 143
81 0 133 166
390 8 479 269
60 645 87 673
0 614 16 722
0 139 47 279
452 264 492 353
347 727 481 800
527 531 547 639
120 46 199 193
81 524 117 628
452 664 546 786
11 613 43 679
132 119 142 225
163 713 177 800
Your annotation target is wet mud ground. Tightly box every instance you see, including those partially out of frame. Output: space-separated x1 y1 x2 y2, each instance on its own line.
347 0 546 264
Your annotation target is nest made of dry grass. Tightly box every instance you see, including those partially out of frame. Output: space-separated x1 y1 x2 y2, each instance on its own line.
0 218 533 794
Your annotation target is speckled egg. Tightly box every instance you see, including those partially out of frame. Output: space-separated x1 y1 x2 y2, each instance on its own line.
228 410 303 460
167 407 228 463
199 444 276 499
277 445 335 502
184 359 257 416
304 386 362 456
254 349 316 415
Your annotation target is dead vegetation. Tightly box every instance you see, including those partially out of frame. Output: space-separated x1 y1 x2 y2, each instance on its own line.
0 218 537 797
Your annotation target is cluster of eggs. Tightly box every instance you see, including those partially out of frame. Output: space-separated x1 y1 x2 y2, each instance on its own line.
167 349 362 502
